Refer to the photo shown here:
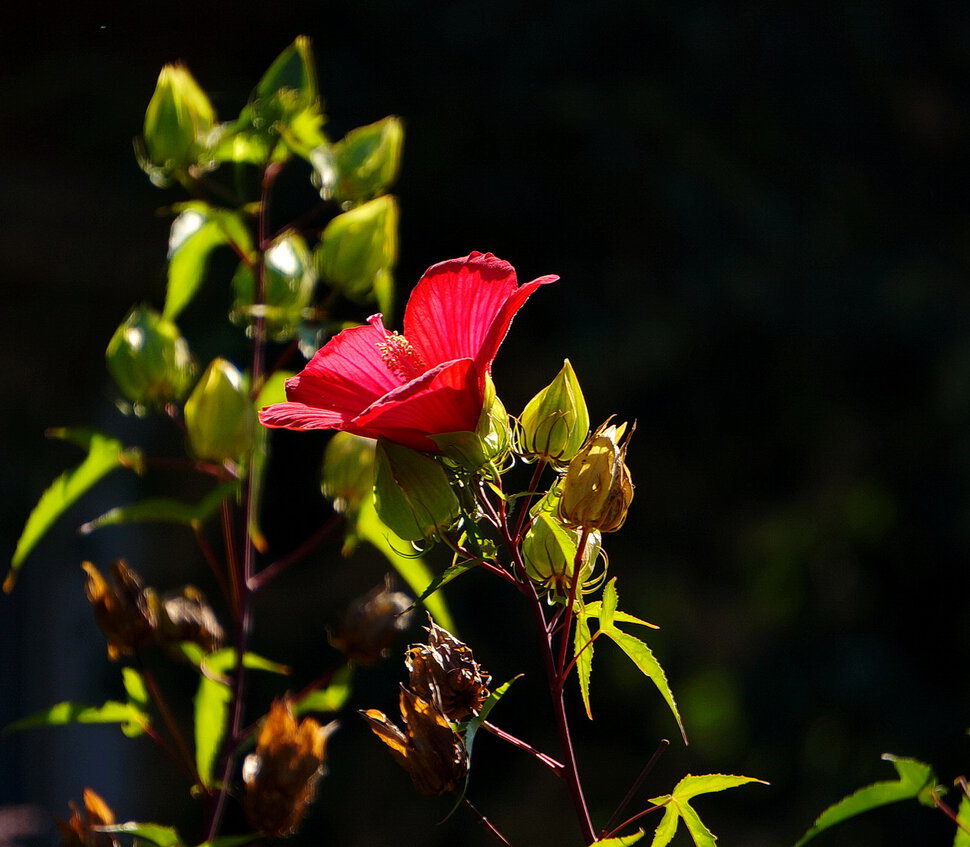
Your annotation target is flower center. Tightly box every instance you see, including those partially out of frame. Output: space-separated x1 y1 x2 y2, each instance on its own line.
377 332 427 381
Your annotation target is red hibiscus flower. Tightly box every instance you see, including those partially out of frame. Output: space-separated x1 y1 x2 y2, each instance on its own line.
259 252 557 451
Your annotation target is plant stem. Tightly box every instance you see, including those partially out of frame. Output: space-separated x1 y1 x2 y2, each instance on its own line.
482 721 564 774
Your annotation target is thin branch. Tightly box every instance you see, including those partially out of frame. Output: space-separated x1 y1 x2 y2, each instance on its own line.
464 797 513 846
600 739 670 837
248 513 344 593
482 721 564 774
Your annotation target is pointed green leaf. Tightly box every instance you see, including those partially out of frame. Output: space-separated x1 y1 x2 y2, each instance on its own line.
601 612 686 744
79 483 239 534
197 836 260 847
7 428 142 591
98 822 183 847
794 754 938 847
120 667 151 737
165 206 254 320
593 831 646 845
583 602 659 629
408 559 476 611
600 577 619 630
194 649 290 787
5 700 146 733
295 665 353 716
650 774 766 847
355 496 454 632
574 603 595 719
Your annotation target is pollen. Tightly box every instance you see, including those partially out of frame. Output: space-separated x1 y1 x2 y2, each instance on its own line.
377 332 427 381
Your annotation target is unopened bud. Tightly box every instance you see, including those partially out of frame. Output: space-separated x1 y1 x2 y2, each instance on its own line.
373 439 459 542
321 432 376 515
477 374 512 462
184 358 255 464
106 306 195 409
332 116 403 202
232 233 316 342
142 64 216 175
523 512 601 596
518 360 589 465
243 697 338 837
558 420 635 532
315 196 398 305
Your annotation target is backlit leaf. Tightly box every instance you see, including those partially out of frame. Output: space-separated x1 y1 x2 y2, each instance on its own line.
355 496 454 632
954 792 970 847
7 428 142 592
794 754 938 847
593 831 646 845
98 822 183 847
649 773 766 847
574 603 595 719
295 665 353 716
5 700 146 733
79 483 238 534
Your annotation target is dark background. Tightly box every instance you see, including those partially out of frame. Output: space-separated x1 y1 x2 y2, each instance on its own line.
2 3 969 845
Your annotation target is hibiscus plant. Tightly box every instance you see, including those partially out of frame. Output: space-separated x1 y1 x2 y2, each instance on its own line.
6 36 767 847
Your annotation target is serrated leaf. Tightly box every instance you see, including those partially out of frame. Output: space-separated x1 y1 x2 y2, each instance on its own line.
295 665 353 716
194 648 290 787
7 429 142 592
649 773 766 847
98 822 183 847
794 754 937 847
593 831 645 845
408 560 476 611
584 601 658 629
79 483 239 534
355 496 454 632
574 604 595 719
5 700 146 733
600 578 619 630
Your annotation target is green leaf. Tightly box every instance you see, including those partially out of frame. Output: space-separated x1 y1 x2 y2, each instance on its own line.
649 773 767 847
408 559 477 611
7 428 142 592
249 371 294 553
79 483 239 535
197 836 261 847
354 496 454 632
574 603 595 719
165 205 253 321
194 649 290 787
295 665 353 716
583 602 659 629
600 577 619 630
5 700 147 733
794 754 938 847
954 791 970 847
597 580 684 743
98 822 183 847
593 832 646 845
120 667 150 737
442 675 521 821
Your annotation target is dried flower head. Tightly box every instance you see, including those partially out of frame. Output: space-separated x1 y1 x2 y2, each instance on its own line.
82 561 158 660
56 788 119 847
243 697 338 837
360 685 468 797
158 584 224 653
328 578 413 665
406 618 491 722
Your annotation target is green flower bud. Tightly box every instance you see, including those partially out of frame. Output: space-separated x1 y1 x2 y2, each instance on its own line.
315 196 398 305
142 64 216 175
477 374 511 462
321 432 376 515
332 116 404 203
558 420 635 533
523 513 601 597
518 359 589 464
184 358 255 464
106 306 195 408
373 439 459 542
231 232 316 342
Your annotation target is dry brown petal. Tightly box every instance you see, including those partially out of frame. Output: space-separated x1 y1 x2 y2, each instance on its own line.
328 578 413 665
158 585 224 653
406 618 491 721
243 697 338 837
55 789 118 847
82 561 158 660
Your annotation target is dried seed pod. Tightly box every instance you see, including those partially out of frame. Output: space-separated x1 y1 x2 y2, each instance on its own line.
82 561 158 661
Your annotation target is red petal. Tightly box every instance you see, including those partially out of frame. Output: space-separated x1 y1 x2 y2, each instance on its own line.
286 316 403 415
353 358 481 451
258 402 354 431
404 252 555 372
